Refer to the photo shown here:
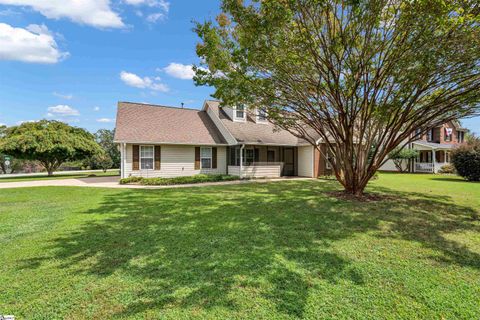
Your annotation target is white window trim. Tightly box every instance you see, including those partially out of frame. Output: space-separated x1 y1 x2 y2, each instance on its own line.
256 108 268 124
427 129 433 142
140 145 154 170
200 147 212 169
233 105 246 122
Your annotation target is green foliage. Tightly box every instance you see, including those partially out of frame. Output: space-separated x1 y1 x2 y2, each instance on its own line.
194 0 480 195
388 147 419 172
452 137 480 181
0 120 102 175
438 164 456 174
120 174 239 185
92 153 114 172
95 129 120 168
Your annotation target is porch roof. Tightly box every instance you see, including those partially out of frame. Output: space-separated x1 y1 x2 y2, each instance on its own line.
413 141 454 150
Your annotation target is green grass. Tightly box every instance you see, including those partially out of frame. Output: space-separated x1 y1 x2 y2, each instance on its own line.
0 169 120 182
0 173 479 319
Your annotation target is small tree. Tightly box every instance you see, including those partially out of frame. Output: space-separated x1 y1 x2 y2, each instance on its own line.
451 135 480 181
95 129 120 168
388 148 418 173
0 120 102 176
91 153 114 172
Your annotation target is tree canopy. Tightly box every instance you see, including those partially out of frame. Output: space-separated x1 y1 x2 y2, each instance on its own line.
0 120 102 175
194 0 480 195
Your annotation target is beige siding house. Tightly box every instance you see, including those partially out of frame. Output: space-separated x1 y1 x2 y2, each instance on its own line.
114 100 333 179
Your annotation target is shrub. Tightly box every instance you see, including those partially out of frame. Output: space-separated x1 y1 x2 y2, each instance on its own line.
120 174 239 185
451 144 480 181
119 176 144 184
438 164 456 174
388 147 418 173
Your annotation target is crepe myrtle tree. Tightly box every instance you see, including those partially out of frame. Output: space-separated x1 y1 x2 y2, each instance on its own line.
0 120 102 176
193 0 480 196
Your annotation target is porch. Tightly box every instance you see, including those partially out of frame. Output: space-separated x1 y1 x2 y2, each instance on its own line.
227 145 298 178
413 142 453 173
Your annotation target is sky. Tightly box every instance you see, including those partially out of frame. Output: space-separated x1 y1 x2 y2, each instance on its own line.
0 0 478 134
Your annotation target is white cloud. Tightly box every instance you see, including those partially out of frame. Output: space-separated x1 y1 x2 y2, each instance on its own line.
53 91 73 100
0 23 68 64
47 105 80 117
93 106 100 111
124 0 169 24
16 120 37 125
162 63 196 80
120 71 169 92
0 0 124 28
146 12 165 23
96 118 115 123
124 0 169 10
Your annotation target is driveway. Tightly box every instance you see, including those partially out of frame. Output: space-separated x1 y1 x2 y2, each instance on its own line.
0 176 313 189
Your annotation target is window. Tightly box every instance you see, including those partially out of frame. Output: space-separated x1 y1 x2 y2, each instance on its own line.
415 128 422 138
267 150 275 162
427 129 433 142
257 108 267 122
458 131 465 143
140 146 154 170
201 147 212 169
235 105 246 120
245 148 255 165
326 152 333 170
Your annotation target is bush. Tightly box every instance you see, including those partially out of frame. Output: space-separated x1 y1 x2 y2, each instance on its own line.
388 147 418 173
120 174 239 185
438 164 456 174
451 144 480 181
119 176 144 184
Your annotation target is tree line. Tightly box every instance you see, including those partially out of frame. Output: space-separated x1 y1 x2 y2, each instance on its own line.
0 121 120 175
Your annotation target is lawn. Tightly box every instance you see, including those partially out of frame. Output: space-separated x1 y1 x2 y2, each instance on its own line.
0 169 120 183
0 173 479 319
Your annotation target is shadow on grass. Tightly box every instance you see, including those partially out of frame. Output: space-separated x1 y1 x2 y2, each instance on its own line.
21 180 480 318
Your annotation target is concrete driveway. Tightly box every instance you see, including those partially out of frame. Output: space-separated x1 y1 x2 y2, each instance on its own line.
0 176 313 189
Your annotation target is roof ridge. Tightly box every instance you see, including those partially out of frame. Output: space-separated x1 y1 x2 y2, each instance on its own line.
118 101 201 112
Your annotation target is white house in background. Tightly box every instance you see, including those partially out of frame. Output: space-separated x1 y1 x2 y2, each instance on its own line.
380 120 467 173
114 101 335 179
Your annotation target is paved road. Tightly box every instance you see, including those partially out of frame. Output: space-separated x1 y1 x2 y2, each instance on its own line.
0 176 313 189
0 169 119 178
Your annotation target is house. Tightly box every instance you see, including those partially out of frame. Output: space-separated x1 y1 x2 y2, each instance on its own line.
114 101 333 179
380 120 467 173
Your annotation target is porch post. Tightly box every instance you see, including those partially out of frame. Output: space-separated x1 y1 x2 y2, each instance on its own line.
239 144 245 178
432 148 437 173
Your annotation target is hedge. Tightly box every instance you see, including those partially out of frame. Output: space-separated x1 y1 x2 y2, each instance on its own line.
451 145 480 181
120 174 240 185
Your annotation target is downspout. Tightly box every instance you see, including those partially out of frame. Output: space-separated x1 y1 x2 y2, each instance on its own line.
239 144 245 178
122 143 127 179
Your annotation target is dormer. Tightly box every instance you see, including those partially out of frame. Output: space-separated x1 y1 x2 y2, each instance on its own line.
232 104 246 122
256 107 268 124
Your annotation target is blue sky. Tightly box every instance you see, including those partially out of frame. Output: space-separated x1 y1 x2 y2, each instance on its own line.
0 0 478 134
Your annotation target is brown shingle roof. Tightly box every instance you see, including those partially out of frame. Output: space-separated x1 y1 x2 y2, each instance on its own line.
205 100 310 146
114 102 227 145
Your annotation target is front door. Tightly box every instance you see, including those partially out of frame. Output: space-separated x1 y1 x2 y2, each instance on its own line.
283 147 295 176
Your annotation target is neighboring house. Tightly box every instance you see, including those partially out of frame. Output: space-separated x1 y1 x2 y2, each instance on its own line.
380 120 467 173
114 101 333 179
